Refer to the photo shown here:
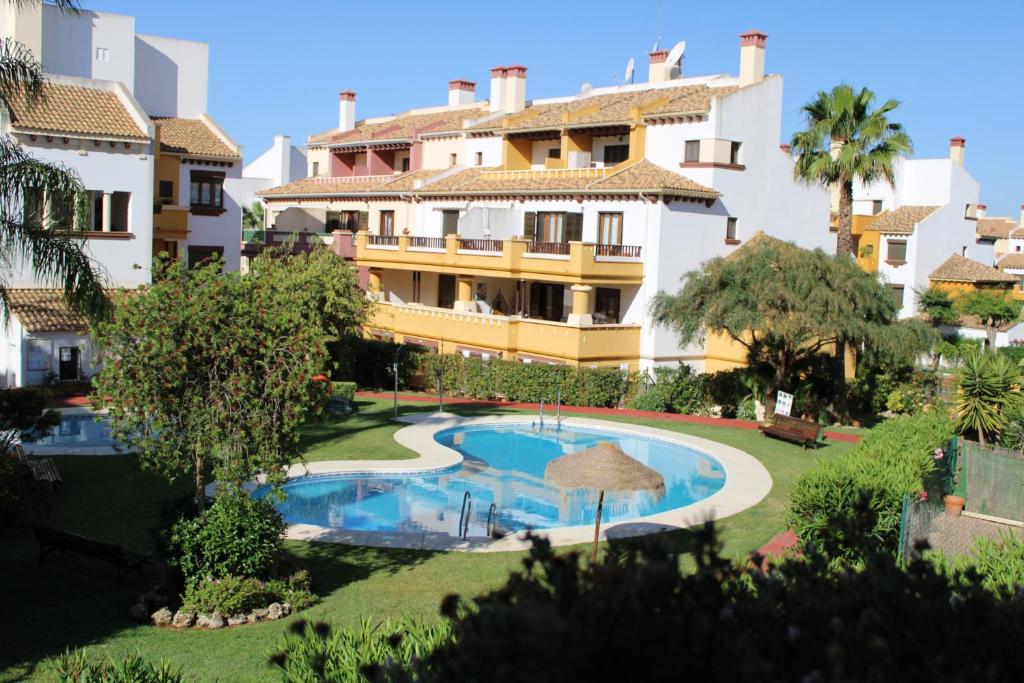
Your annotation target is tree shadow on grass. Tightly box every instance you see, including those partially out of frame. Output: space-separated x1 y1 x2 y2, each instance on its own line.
287 538 437 598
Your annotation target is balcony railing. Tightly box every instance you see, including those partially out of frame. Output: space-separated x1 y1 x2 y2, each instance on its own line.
458 238 503 253
410 236 446 250
368 234 400 247
526 241 570 256
595 244 642 258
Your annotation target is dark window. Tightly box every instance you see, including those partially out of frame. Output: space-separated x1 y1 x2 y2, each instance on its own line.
603 144 629 165
442 210 459 236
311 161 319 176
23 187 44 226
684 140 700 163
595 287 621 323
475 151 483 166
379 210 395 236
730 141 742 165
401 157 410 172
565 212 583 242
529 282 565 322
190 171 225 213
187 245 224 269
412 271 422 304
523 211 537 241
598 212 623 245
158 180 174 200
888 284 905 308
726 217 738 242
328 211 359 232
887 240 907 263
872 200 883 215
547 147 561 159
438 274 456 309
449 153 458 167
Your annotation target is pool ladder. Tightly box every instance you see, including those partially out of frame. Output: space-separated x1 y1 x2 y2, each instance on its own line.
537 389 563 431
486 502 498 538
458 491 472 539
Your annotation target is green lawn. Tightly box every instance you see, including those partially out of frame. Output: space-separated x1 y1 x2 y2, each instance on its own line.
0 399 854 681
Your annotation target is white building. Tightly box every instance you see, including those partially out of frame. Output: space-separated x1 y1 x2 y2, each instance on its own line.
0 1 242 386
241 135 307 212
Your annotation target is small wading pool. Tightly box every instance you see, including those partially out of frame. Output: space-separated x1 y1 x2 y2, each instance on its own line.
33 414 120 450
256 423 726 538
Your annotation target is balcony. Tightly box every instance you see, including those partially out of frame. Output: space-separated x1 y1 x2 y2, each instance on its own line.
356 233 643 285
369 301 641 367
153 205 189 241
242 229 357 260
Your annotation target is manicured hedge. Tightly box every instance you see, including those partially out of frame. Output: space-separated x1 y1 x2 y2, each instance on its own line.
787 410 954 562
418 355 630 408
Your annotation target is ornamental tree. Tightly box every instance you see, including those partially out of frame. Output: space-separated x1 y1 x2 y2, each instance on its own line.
651 235 932 414
955 289 1023 350
91 248 367 510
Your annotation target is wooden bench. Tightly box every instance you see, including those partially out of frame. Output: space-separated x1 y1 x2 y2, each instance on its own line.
34 525 152 582
759 414 823 449
13 445 62 486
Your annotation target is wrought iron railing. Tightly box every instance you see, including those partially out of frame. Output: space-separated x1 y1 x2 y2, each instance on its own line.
410 236 446 249
525 241 570 255
368 234 399 247
595 243 642 258
458 238 503 253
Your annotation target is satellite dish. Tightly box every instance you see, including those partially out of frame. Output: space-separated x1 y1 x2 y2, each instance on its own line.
666 40 686 69
580 81 593 94
624 57 635 84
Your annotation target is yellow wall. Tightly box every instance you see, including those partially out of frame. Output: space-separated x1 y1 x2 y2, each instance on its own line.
154 151 181 205
502 138 532 170
930 280 1014 297
703 331 750 373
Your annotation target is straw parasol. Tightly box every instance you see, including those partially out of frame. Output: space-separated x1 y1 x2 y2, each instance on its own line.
545 441 665 562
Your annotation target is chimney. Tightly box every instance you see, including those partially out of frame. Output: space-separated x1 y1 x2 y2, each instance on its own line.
504 64 527 113
489 66 506 113
648 50 670 83
1019 203 1024 226
448 79 476 106
977 204 987 218
738 30 767 86
779 143 792 154
950 136 965 166
338 91 356 132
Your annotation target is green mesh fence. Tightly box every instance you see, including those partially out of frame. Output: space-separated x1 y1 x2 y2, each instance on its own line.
962 440 1024 523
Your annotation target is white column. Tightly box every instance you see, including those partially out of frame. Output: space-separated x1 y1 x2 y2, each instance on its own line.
101 192 112 232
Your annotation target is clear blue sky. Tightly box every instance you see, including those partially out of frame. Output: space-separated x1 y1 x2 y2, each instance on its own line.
95 0 1022 217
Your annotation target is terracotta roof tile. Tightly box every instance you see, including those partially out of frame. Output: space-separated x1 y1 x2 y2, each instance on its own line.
258 175 398 197
154 117 239 159
5 289 88 333
863 205 938 234
309 107 487 146
997 253 1024 270
5 82 147 140
976 217 1016 240
929 254 1017 283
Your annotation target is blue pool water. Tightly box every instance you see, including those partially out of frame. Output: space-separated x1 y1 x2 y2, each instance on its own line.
34 414 118 449
257 423 726 538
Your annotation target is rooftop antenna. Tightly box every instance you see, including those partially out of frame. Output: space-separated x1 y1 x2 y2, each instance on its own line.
666 40 686 75
623 57 635 84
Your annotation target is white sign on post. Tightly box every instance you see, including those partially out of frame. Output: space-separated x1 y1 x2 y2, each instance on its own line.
775 391 794 417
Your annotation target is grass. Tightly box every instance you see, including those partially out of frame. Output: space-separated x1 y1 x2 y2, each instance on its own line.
0 398 854 681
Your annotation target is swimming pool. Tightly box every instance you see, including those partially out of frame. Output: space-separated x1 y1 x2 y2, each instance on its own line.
32 413 120 450
257 422 727 539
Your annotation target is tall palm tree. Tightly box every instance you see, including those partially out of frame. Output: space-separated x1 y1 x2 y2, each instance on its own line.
1 0 110 320
791 84 913 257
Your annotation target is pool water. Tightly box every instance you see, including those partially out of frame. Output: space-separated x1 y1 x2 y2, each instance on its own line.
257 424 726 538
34 414 119 449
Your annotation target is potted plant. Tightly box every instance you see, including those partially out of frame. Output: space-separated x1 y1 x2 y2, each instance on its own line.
938 445 965 516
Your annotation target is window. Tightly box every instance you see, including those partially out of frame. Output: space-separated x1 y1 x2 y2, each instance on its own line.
529 282 565 322
438 274 456 309
401 157 411 172
95 47 109 61
475 151 483 166
888 284 905 308
547 147 561 159
872 200 883 215
684 140 700 163
158 180 174 201
379 210 395 236
412 271 422 304
327 210 362 232
22 187 44 227
595 287 621 324
442 210 459 236
449 153 458 167
539 212 564 243
190 171 225 214
598 213 623 246
311 161 319 177
886 240 907 264
726 217 738 242
729 142 742 165
603 144 629 165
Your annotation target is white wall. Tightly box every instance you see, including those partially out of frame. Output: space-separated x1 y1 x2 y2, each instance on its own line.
133 33 208 118
464 136 502 167
242 135 307 208
40 6 135 86
177 160 242 272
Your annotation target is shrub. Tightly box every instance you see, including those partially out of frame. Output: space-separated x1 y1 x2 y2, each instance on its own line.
628 386 672 412
331 336 425 389
736 397 757 421
165 493 285 581
49 649 184 683
332 381 356 403
971 534 1024 594
788 410 954 562
999 343 1024 366
181 572 315 616
270 617 453 682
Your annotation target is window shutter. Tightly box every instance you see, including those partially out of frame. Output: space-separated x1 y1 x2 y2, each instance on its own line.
565 213 583 242
523 212 537 241
357 211 369 230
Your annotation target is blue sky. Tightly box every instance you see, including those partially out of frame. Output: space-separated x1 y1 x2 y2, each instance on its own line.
95 0 1022 216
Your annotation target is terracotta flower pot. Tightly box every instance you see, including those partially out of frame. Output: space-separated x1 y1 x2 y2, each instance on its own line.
943 495 965 517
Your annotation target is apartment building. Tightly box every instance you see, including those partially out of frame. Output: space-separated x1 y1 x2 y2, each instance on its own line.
259 31 833 372
0 2 241 386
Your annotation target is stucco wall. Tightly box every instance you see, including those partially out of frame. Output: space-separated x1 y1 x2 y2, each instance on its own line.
421 136 464 170
134 33 208 118
177 160 241 271
41 6 134 86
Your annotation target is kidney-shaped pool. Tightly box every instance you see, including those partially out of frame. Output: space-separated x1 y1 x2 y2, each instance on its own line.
255 423 727 539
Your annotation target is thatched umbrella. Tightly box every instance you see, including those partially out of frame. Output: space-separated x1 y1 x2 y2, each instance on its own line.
545 441 665 563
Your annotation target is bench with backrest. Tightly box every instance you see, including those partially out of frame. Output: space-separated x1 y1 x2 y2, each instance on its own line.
34 525 151 582
760 414 823 449
13 445 62 486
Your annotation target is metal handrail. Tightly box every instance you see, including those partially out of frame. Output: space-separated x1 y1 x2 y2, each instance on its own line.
486 502 497 538
458 490 472 539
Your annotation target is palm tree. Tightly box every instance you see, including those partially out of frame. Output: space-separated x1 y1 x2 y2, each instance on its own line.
956 352 1023 445
1 0 110 320
791 84 913 257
